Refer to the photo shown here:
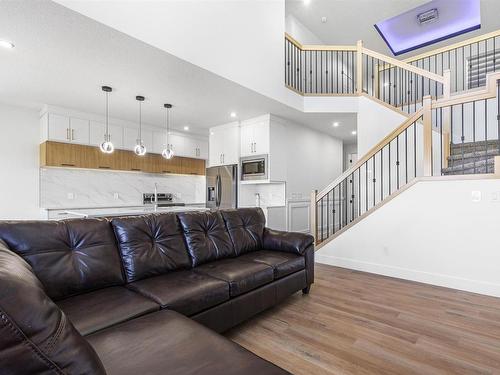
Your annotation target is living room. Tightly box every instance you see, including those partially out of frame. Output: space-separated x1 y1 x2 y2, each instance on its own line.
1 0 500 374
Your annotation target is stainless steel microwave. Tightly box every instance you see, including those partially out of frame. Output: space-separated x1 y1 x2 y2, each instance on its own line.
240 154 268 181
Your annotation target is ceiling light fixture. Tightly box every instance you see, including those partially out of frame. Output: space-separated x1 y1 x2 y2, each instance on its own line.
183 125 189 131
134 95 147 156
162 104 174 160
0 40 14 49
230 112 237 118
303 0 311 5
99 86 114 154
333 122 339 127
351 130 357 135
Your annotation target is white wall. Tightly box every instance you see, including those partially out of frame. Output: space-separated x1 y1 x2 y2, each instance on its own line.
55 0 303 110
357 96 407 156
285 14 324 44
0 103 40 219
316 177 500 297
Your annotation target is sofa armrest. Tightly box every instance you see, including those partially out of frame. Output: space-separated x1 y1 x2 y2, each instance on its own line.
262 228 314 255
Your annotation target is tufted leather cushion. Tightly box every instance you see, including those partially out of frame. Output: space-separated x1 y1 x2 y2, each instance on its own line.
127 270 229 316
194 258 274 297
111 213 191 282
238 250 305 279
0 219 124 300
177 211 235 267
0 240 106 374
57 286 159 336
220 208 266 255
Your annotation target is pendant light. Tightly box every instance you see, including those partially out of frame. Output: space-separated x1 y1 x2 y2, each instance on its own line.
162 104 174 159
99 86 114 154
134 95 147 156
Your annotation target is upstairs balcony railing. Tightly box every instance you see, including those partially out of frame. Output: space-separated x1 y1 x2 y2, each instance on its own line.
285 33 449 114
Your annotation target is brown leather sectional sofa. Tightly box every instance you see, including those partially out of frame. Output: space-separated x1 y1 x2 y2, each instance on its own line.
0 208 314 374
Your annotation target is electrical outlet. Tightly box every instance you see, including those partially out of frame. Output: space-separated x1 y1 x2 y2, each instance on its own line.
113 193 120 200
67 192 75 200
491 192 500 202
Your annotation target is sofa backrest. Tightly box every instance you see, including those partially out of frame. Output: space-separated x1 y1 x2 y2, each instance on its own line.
0 219 124 300
177 211 235 267
0 240 106 374
111 213 192 282
220 208 266 255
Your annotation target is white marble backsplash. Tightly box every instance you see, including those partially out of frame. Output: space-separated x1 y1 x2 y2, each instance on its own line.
40 168 206 209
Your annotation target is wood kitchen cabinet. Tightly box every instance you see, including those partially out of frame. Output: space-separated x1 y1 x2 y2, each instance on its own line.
40 141 205 175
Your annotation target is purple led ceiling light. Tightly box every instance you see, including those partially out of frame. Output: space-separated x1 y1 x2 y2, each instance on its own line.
374 0 481 56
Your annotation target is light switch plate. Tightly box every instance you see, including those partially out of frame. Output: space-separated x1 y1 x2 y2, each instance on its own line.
67 192 75 200
471 190 481 202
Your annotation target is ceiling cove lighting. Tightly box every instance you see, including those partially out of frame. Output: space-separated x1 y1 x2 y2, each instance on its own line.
162 104 174 160
134 96 147 156
99 86 114 154
374 0 480 56
0 40 14 49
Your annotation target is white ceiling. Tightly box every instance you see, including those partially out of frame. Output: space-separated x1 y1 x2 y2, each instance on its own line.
0 0 357 140
286 0 500 58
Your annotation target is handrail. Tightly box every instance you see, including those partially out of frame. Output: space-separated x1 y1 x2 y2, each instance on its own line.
402 29 500 64
285 33 356 51
432 71 500 109
316 106 425 200
362 47 446 84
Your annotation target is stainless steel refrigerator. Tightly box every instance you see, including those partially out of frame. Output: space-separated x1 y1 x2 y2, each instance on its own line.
206 165 238 209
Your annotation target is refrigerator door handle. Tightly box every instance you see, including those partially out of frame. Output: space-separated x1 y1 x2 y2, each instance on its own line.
217 174 222 208
215 174 220 207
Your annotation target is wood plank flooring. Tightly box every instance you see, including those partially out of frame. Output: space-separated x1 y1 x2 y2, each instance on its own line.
226 264 500 375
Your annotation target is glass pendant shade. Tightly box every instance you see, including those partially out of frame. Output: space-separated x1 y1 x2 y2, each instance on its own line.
100 140 114 154
162 147 174 159
100 86 114 154
134 142 147 156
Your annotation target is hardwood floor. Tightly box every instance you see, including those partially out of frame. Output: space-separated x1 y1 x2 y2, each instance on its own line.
226 264 500 375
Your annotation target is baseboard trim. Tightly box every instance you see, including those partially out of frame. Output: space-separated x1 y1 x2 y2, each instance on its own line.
315 254 500 298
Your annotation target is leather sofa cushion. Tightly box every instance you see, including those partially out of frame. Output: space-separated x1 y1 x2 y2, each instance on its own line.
112 213 191 282
177 211 235 267
221 208 266 255
87 309 290 375
57 286 159 336
0 219 124 300
238 250 305 279
194 258 274 297
127 270 229 316
0 241 106 374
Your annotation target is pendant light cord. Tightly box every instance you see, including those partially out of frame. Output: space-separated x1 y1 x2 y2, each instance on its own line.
105 91 109 141
139 101 142 141
165 106 169 146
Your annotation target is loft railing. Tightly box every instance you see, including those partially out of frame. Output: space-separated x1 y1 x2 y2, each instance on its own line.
285 34 448 114
311 72 500 248
403 30 500 93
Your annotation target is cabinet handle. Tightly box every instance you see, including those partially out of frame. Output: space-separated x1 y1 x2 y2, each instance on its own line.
98 166 110 169
71 129 75 141
61 163 75 167
66 128 70 140
162 170 172 173
131 168 141 171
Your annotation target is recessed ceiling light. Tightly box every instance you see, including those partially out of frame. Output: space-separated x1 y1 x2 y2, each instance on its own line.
332 122 339 127
0 40 14 49
183 126 189 131
351 130 357 135
230 112 237 118
210 131 215 136
303 0 311 5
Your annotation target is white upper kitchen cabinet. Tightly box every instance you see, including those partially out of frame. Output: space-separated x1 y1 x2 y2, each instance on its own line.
183 136 209 159
43 113 89 144
123 127 153 152
240 117 270 157
89 121 123 149
209 123 239 167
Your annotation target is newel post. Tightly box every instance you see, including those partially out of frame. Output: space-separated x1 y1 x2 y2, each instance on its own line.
356 40 363 95
310 190 317 244
422 96 433 176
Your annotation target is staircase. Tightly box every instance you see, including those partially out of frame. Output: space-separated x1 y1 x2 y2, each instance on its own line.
443 140 500 175
285 30 500 248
